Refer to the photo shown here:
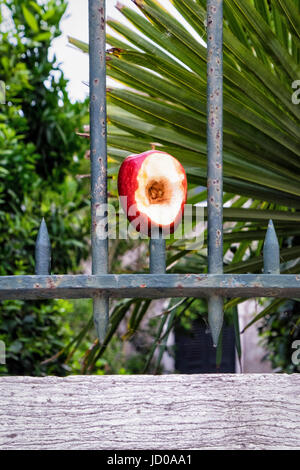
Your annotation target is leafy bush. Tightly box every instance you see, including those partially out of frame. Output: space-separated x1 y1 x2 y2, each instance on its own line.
0 0 90 375
259 300 300 374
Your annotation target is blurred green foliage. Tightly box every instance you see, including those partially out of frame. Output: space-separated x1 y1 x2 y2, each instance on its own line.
259 300 300 374
0 0 90 375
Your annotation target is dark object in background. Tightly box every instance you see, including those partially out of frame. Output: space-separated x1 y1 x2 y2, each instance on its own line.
175 321 236 373
258 300 300 374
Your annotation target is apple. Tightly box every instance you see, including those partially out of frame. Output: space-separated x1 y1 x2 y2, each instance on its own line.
118 150 187 236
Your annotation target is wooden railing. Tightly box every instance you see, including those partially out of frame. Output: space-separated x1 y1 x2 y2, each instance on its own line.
0 374 299 450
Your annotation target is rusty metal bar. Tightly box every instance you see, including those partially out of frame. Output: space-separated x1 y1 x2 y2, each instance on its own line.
150 231 166 274
89 0 109 343
264 220 280 274
207 0 224 346
1 274 300 300
35 218 51 275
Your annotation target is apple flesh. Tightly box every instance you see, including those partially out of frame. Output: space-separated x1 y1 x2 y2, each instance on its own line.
118 150 187 236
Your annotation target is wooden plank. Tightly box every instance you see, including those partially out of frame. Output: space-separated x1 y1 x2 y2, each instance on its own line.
1 273 300 300
0 374 299 450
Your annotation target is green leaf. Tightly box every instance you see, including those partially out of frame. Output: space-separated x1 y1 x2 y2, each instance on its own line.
34 32 51 42
242 299 286 333
277 0 300 41
228 0 300 80
68 36 89 53
21 5 39 33
232 308 241 361
42 8 57 22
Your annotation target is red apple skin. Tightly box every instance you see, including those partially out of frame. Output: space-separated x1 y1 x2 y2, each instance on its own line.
118 150 187 236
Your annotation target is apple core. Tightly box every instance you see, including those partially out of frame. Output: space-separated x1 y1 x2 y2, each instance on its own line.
118 150 187 235
135 152 186 227
146 178 170 205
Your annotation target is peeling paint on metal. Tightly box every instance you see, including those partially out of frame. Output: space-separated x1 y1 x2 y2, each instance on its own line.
89 0 109 342
150 231 166 274
207 0 224 344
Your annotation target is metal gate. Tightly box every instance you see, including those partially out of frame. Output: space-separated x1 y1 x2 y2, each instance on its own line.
0 0 297 348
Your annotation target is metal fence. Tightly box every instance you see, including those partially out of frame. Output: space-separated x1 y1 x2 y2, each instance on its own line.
0 0 297 347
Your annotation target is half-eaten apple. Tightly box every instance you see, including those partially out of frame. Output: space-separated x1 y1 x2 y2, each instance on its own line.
118 150 187 236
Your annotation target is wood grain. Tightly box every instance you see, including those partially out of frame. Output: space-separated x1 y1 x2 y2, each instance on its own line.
0 374 299 450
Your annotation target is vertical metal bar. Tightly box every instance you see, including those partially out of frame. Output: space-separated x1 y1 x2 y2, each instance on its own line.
207 0 224 346
35 218 51 275
150 231 166 274
89 0 109 343
264 220 280 274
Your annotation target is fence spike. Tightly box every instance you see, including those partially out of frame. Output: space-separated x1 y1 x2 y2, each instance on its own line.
35 218 51 275
208 296 224 348
263 219 280 274
93 295 109 344
207 0 224 346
